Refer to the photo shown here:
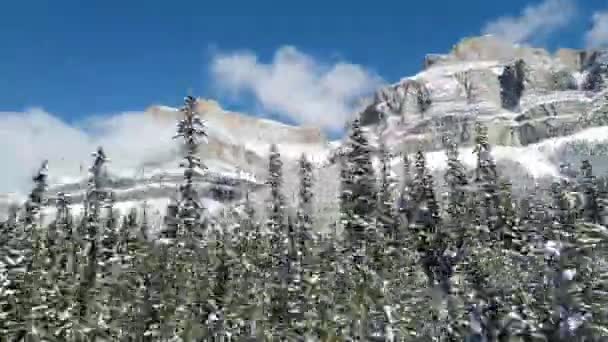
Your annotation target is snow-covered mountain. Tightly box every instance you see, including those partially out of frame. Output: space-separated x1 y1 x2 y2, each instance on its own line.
357 35 608 180
5 34 608 222
0 99 334 223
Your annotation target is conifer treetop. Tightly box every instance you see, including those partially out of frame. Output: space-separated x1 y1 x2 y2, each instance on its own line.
25 160 50 225
174 95 208 154
167 95 211 238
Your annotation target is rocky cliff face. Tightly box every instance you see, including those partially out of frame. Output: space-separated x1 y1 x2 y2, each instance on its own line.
362 35 608 155
146 99 328 169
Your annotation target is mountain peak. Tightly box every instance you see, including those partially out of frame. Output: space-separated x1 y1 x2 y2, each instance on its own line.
423 35 557 70
146 98 224 122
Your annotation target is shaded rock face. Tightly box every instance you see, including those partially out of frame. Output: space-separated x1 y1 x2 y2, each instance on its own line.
374 80 432 117
363 35 608 153
582 59 608 92
582 50 608 70
360 103 383 126
499 59 526 110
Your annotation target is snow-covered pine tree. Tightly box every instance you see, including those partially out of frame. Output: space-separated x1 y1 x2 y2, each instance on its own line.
377 141 397 240
207 227 230 339
51 192 73 274
237 190 267 339
170 95 208 239
160 95 209 339
85 147 111 222
266 144 286 233
75 146 112 338
519 220 608 340
411 150 440 248
238 189 258 253
27 211 57 340
116 211 159 339
151 96 208 338
287 153 314 335
114 209 148 338
550 180 577 240
52 191 72 256
296 153 314 265
219 206 254 338
44 191 79 340
86 151 123 339
97 189 121 337
24 160 49 227
99 191 118 256
5 161 50 340
397 152 414 243
496 180 522 252
579 159 601 224
265 143 290 336
339 152 354 232
163 191 180 239
444 138 469 247
410 149 464 339
360 141 396 339
439 139 471 330
473 121 500 240
340 118 377 260
155 241 180 340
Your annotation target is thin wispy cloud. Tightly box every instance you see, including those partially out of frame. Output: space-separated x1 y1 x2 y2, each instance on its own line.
586 10 608 48
210 46 384 132
482 0 576 44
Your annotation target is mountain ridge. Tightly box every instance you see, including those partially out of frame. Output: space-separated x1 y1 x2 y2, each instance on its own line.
4 35 608 223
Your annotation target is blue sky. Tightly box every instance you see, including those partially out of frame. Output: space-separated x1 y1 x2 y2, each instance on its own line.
0 0 606 128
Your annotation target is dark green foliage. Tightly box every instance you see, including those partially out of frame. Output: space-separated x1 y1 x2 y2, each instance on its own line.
444 138 469 246
579 159 602 224
473 122 501 241
2 153 608 341
340 118 378 255
377 142 398 239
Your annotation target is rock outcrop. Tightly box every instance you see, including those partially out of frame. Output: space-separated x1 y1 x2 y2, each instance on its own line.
363 35 608 154
147 100 328 169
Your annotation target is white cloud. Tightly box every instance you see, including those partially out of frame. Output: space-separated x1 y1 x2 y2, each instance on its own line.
210 46 384 132
585 11 608 48
0 109 180 195
482 0 576 44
